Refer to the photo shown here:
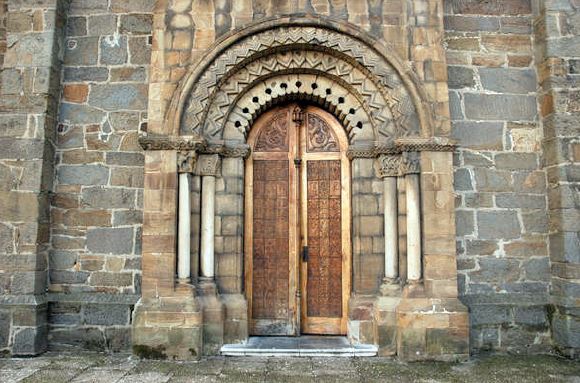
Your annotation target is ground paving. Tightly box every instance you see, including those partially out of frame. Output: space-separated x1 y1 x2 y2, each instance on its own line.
0 352 578 382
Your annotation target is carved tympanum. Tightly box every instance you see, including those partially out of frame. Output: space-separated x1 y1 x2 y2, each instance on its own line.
254 112 289 152
307 113 339 153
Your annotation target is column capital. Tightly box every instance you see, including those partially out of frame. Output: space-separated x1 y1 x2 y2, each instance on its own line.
376 154 402 177
400 151 420 174
195 154 221 176
177 151 197 173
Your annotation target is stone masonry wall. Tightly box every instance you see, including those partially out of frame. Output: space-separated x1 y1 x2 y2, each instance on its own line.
0 0 66 355
214 157 244 294
47 0 153 351
534 0 580 358
445 0 553 353
352 158 384 294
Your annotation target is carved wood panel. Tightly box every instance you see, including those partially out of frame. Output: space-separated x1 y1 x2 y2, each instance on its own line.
306 113 339 153
306 160 342 318
254 112 289 152
251 160 290 321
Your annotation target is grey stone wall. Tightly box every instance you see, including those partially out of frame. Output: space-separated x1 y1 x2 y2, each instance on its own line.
47 0 153 351
534 0 580 358
0 0 67 356
444 0 553 353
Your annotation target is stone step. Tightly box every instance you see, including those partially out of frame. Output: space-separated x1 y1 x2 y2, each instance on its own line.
220 336 378 357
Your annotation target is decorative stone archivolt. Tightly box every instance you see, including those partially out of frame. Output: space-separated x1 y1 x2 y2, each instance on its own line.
167 20 435 141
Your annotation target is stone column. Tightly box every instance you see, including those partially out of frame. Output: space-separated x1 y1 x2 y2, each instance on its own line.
401 152 421 283
197 154 221 281
177 152 196 284
376 155 401 296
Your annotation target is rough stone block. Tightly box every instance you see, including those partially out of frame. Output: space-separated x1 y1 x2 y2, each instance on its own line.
64 37 99 65
59 103 106 125
100 35 128 65
496 193 546 209
88 14 117 35
495 153 538 170
57 165 109 186
64 67 109 82
120 14 153 35
455 210 475 236
89 84 148 111
479 68 536 94
464 94 537 121
477 210 521 240
84 304 129 326
447 66 475 89
86 227 134 254
451 121 504 150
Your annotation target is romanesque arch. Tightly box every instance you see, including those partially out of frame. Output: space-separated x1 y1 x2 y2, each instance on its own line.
165 17 435 142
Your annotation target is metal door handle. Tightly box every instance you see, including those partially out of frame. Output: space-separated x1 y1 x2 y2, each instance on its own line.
302 246 309 262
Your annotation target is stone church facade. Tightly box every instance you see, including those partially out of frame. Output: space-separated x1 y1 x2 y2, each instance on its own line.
0 0 578 360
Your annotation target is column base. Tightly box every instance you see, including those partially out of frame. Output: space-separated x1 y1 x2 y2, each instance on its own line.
132 286 202 360
380 279 402 297
396 297 469 361
198 278 225 355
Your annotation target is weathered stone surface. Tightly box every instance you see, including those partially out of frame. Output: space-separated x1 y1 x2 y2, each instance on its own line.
64 67 109 82
100 35 128 65
86 227 134 254
477 211 521 240
82 187 135 209
479 68 536 94
64 37 99 65
89 84 148 111
447 66 475 89
464 94 537 121
451 121 504 150
57 165 109 186
84 304 129 326
119 14 153 35
59 103 106 125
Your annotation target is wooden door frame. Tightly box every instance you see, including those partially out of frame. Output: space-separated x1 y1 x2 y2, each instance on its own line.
244 104 352 336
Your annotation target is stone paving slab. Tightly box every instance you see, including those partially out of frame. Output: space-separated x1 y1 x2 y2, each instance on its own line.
0 352 578 383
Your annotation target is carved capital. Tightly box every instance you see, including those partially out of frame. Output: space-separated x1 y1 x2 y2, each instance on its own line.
376 155 401 178
400 151 420 174
196 154 221 176
177 151 197 173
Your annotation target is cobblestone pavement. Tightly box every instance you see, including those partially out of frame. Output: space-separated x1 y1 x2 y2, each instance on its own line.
0 352 578 383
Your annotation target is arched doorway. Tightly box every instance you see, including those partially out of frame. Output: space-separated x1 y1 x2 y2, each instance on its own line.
245 104 351 336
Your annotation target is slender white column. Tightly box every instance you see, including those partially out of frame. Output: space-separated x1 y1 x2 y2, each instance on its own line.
406 173 422 282
178 172 191 282
384 177 399 281
200 175 216 279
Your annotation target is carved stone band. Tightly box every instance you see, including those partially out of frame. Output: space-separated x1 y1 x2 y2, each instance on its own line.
347 137 456 159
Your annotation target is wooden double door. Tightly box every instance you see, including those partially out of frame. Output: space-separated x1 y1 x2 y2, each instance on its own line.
245 104 351 336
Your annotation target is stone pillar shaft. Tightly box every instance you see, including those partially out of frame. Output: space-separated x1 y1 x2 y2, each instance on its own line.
200 175 216 279
178 173 191 282
384 176 399 280
406 173 421 282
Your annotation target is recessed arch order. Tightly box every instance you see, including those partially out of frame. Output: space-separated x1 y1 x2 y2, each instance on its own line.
166 15 435 144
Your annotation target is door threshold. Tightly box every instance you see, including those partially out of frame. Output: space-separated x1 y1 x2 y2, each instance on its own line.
220 336 378 357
